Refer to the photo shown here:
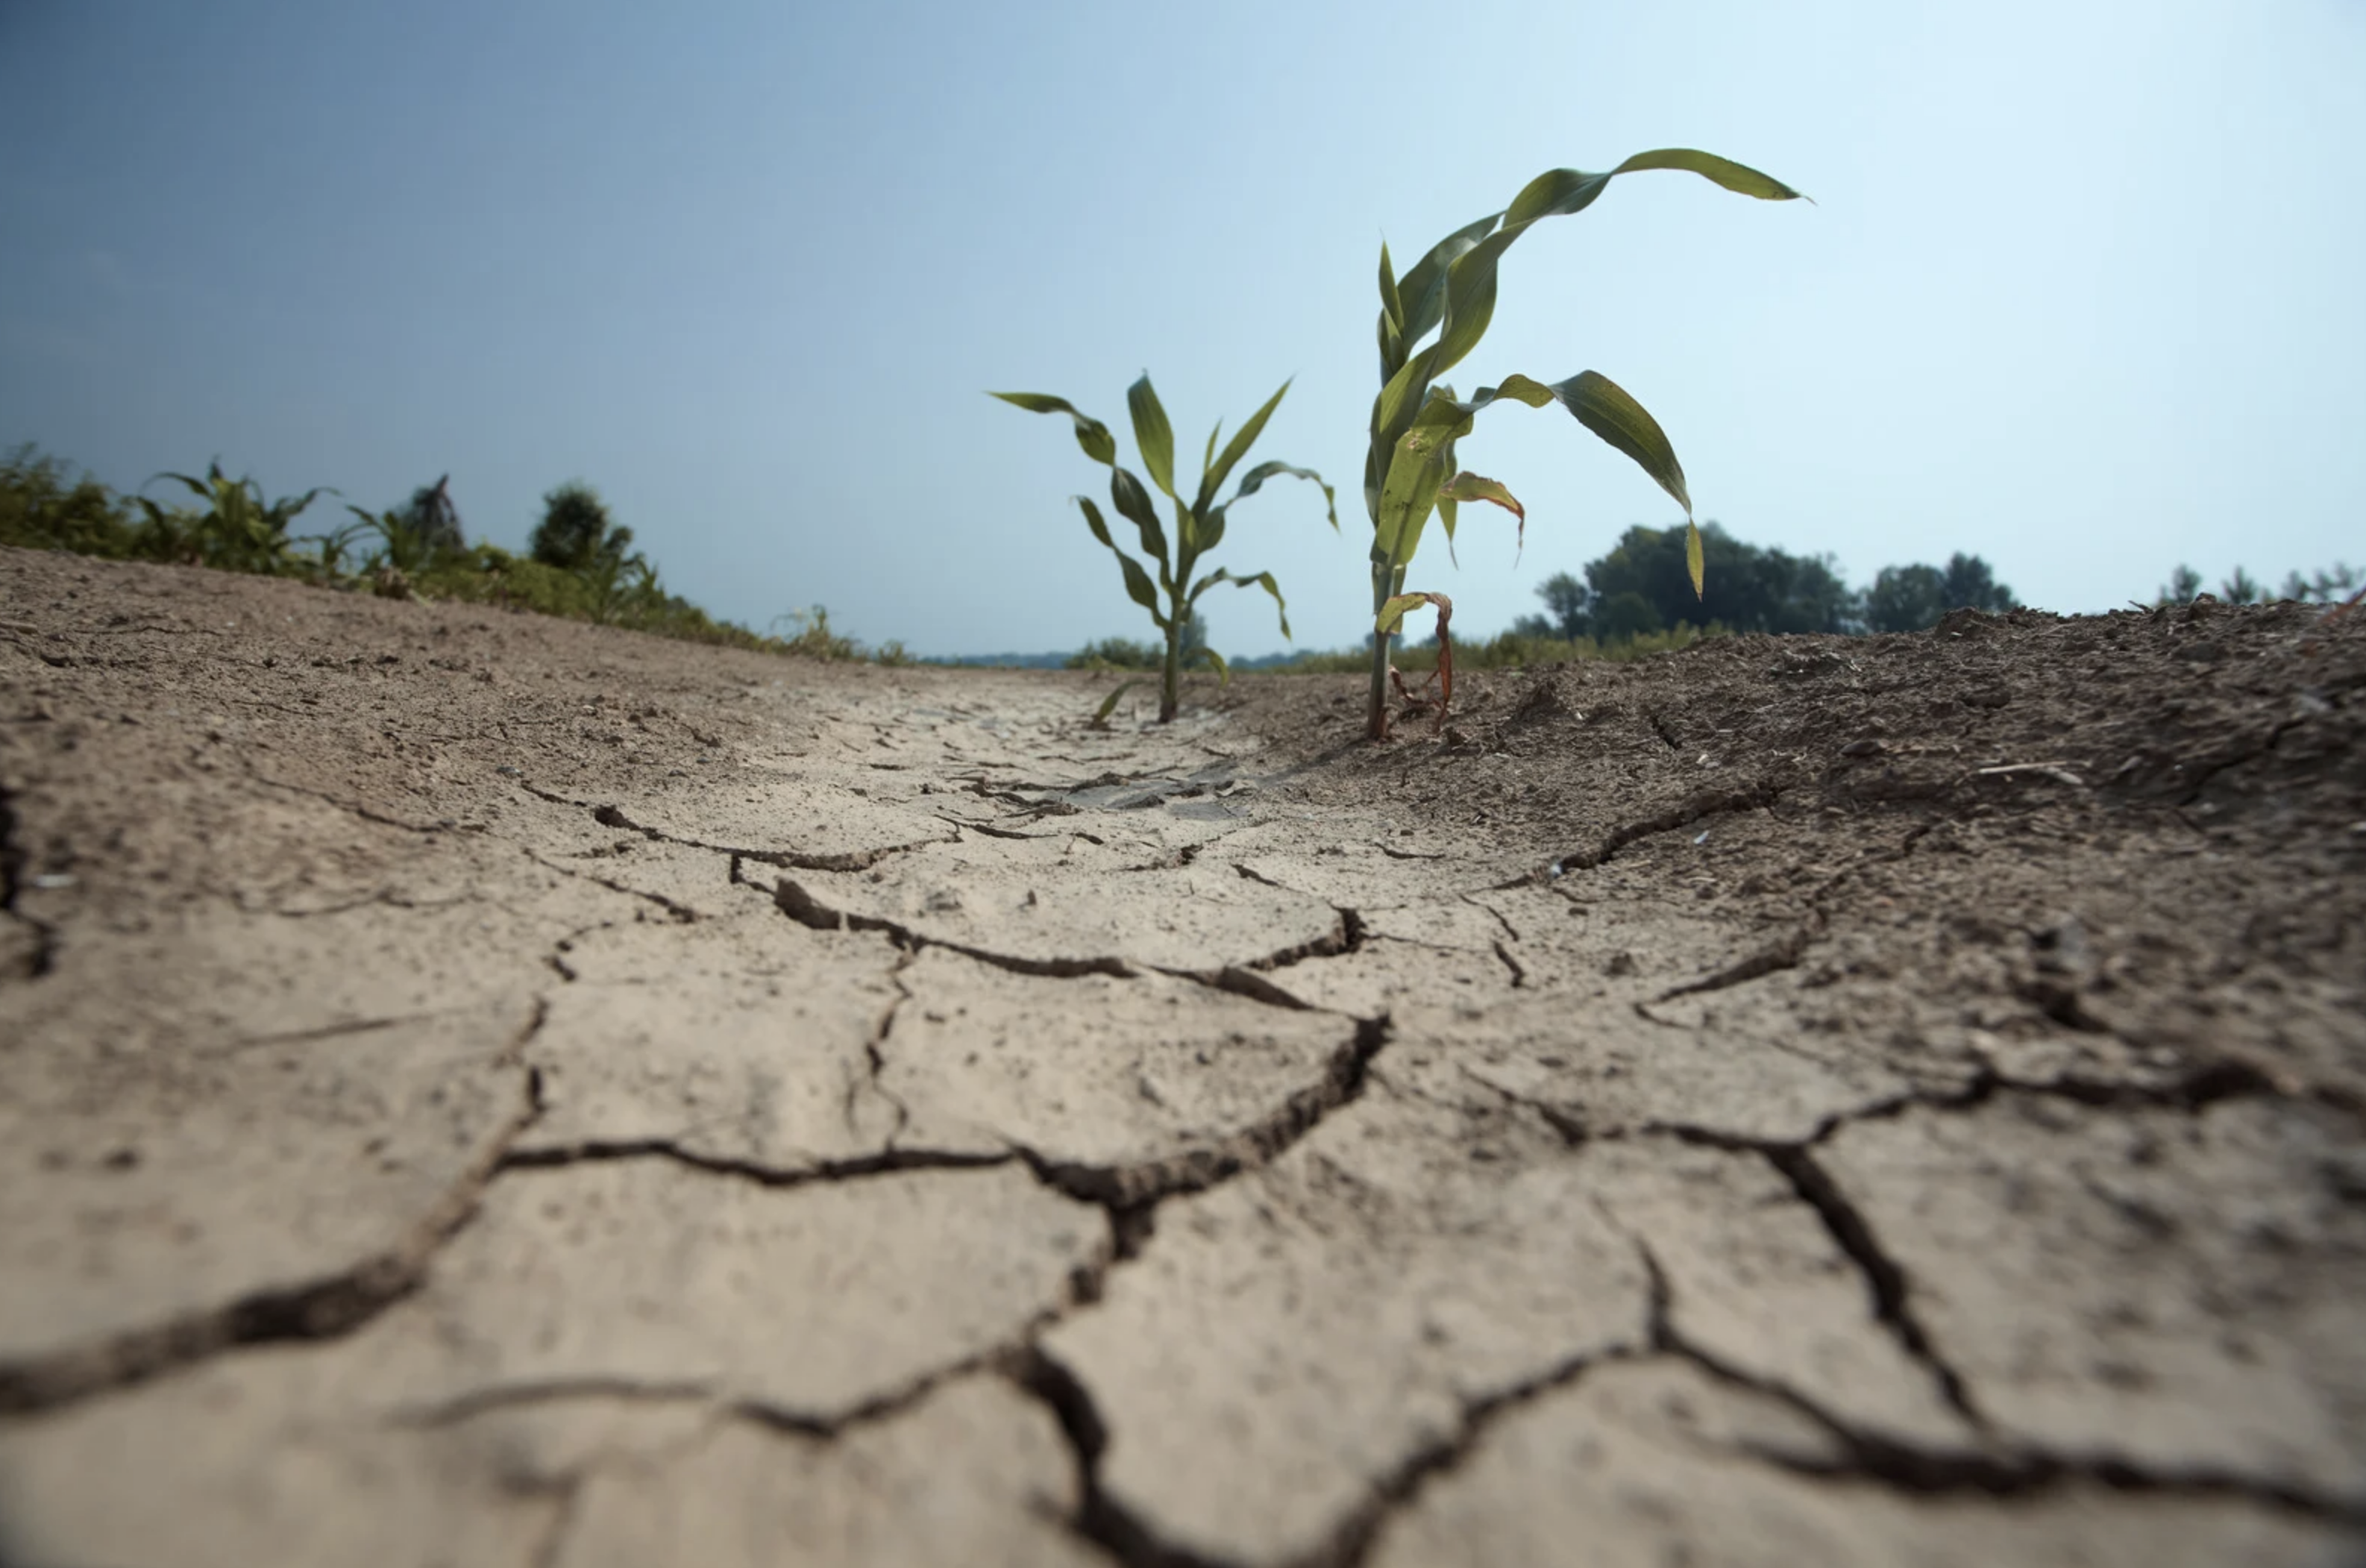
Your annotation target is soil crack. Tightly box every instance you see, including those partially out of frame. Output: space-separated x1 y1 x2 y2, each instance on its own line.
772 876 1352 994
1010 1346 1238 1568
589 801 944 872
0 998 553 1417
1760 1145 1986 1431
1008 1016 1390 1213
1521 777 1784 883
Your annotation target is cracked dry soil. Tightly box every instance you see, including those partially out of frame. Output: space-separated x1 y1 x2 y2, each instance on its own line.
1 546 2362 1568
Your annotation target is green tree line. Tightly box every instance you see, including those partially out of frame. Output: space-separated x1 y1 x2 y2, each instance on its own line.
1507 521 2017 642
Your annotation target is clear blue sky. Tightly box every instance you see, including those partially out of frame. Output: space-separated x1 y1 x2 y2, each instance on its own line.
4 1 2359 656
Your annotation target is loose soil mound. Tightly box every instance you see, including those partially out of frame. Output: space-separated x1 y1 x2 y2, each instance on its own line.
2 546 2361 1567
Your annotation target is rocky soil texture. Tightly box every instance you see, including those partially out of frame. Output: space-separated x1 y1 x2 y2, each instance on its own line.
2 545 2362 1567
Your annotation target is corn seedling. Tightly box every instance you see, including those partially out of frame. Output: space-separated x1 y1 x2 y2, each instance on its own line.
1362 151 1804 738
994 373 1336 723
135 461 336 578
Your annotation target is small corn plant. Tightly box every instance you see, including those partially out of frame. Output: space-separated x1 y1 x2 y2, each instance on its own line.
135 461 336 577
1362 151 1805 738
994 374 1336 722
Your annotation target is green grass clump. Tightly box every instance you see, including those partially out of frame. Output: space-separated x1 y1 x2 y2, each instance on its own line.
2 444 906 663
1264 623 1716 676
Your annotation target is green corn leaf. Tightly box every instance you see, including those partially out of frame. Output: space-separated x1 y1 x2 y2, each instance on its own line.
1108 466 1170 562
1196 647 1231 683
1197 504 1226 559
1190 567 1291 640
1396 371 1693 533
1202 420 1221 486
1604 148 1806 204
154 470 219 504
1204 458 1334 565
1127 374 1178 499
1195 378 1293 512
1091 677 1153 729
1561 370 1692 516
1372 415 1460 568
1076 495 1166 623
1226 458 1337 530
1075 494 1120 553
1383 152 1804 450
1395 212 1499 350
1378 240 1405 331
1428 225 1521 377
1686 519 1705 599
1370 355 1434 472
1117 551 1166 624
990 391 1119 466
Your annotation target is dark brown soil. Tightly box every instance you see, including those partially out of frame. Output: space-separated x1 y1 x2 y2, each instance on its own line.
1226 598 2366 1111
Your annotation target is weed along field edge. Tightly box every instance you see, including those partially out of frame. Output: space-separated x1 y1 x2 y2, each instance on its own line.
1 545 2362 1567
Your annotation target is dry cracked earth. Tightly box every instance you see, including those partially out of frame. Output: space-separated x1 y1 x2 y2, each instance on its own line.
1 545 2363 1567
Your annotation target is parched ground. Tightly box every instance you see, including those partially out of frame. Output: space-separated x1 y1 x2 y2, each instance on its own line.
1 544 2362 1567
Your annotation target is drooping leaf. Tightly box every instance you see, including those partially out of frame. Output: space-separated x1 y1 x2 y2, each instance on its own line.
990 391 1118 466
1438 471 1525 553
1127 374 1177 499
1075 493 1118 552
154 470 219 504
1190 567 1291 640
1117 551 1165 624
1368 151 1802 534
1108 466 1170 562
1562 370 1692 516
1375 590 1448 635
1685 519 1705 599
1226 459 1337 529
1073 496 1167 627
1606 148 1807 203
1197 647 1231 683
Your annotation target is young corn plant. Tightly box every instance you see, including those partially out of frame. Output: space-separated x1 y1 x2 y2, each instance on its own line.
1363 151 1805 738
134 461 336 578
994 374 1336 722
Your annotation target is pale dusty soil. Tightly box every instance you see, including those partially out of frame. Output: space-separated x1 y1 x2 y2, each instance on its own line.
1 545 2362 1567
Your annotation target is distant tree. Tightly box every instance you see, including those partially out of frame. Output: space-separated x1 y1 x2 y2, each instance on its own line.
2219 567 2262 605
1581 521 1860 639
1939 552 2016 614
1531 571 1594 639
2158 564 2203 605
530 481 633 574
1866 563 1946 633
1864 551 2015 633
1592 589 1664 643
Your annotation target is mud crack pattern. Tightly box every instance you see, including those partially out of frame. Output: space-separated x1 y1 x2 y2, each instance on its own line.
1 550 2362 1567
